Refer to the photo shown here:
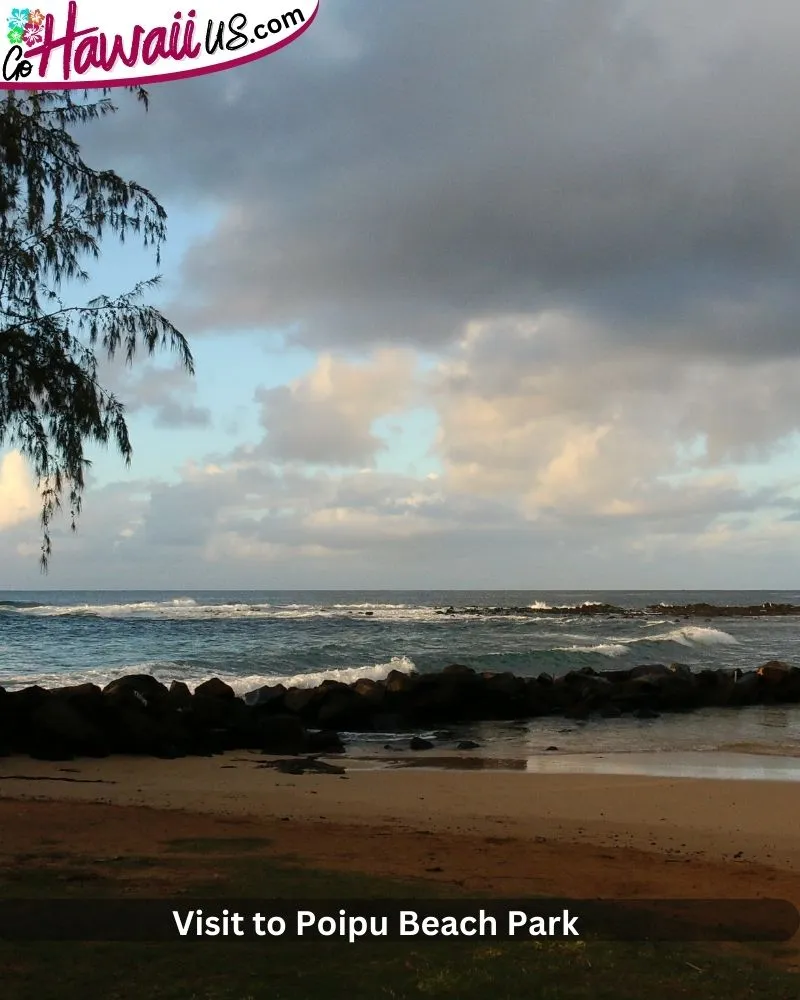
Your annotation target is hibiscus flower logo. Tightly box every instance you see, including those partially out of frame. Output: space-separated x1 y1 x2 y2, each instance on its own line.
23 13 44 45
6 7 46 46
7 7 29 43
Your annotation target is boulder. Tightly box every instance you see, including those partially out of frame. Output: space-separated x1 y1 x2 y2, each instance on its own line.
306 730 346 754
410 736 434 750
244 684 287 710
315 688 372 729
28 696 110 758
351 677 386 706
283 687 320 717
168 681 193 710
259 714 308 755
103 674 170 710
194 677 236 700
757 660 792 683
385 670 418 695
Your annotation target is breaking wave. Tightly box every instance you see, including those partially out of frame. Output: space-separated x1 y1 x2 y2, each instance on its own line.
0 655 417 694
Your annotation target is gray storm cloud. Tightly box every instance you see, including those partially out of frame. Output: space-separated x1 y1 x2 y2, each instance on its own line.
77 0 800 356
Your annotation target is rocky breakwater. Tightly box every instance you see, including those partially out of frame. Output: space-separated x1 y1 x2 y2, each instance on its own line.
650 602 800 617
438 602 637 617
245 659 800 729
0 675 344 762
438 602 800 618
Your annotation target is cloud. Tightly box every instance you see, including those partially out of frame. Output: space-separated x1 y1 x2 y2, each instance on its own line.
7 0 800 587
76 0 800 362
0 452 40 530
254 349 417 464
115 364 212 429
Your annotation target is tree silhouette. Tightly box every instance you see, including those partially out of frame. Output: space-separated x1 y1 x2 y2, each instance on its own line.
0 88 192 568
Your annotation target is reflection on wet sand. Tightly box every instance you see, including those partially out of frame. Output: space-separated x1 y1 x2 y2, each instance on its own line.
345 750 800 780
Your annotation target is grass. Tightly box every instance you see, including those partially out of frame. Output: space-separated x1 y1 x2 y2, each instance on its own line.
0 838 798 1000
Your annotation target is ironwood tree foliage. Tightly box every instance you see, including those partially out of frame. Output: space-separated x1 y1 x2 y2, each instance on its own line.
0 88 193 568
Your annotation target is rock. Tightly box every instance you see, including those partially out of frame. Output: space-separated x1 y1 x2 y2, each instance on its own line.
244 684 286 710
305 730 345 754
28 696 110 758
194 677 236 700
368 712 403 732
283 687 320 717
168 681 193 710
442 663 474 676
259 714 308 755
385 670 417 695
757 660 792 683
409 736 434 750
351 678 386 705
270 758 346 775
456 740 481 750
315 688 371 730
629 664 671 679
103 674 170 709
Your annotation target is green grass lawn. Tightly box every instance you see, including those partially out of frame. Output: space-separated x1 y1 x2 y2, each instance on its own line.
1 837 798 1000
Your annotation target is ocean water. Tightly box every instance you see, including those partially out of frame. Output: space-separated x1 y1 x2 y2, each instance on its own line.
2 589 800 758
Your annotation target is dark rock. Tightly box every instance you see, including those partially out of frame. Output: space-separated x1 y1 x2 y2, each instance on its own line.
385 670 418 695
244 684 286 710
283 687 320 717
270 758 346 775
757 660 791 683
351 678 386 706
305 730 345 754
629 664 671 679
370 712 405 731
29 696 110 758
315 688 371 730
194 677 236 700
259 714 308 755
442 663 475 676
409 736 434 750
168 681 193 710
103 674 170 708
456 740 481 750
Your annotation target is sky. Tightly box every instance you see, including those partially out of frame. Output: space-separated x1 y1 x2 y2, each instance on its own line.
3 0 800 589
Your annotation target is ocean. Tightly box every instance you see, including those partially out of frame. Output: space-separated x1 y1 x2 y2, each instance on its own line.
2 589 800 763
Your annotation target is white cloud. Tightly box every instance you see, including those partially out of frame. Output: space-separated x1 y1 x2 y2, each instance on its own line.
0 452 39 530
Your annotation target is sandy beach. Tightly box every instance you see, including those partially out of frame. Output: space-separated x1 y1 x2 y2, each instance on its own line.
3 750 800 925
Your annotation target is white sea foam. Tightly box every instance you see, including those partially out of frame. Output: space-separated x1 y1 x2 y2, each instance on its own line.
251 655 417 692
654 625 738 647
529 601 552 610
554 643 629 657
0 656 417 694
13 599 445 622
553 625 737 658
